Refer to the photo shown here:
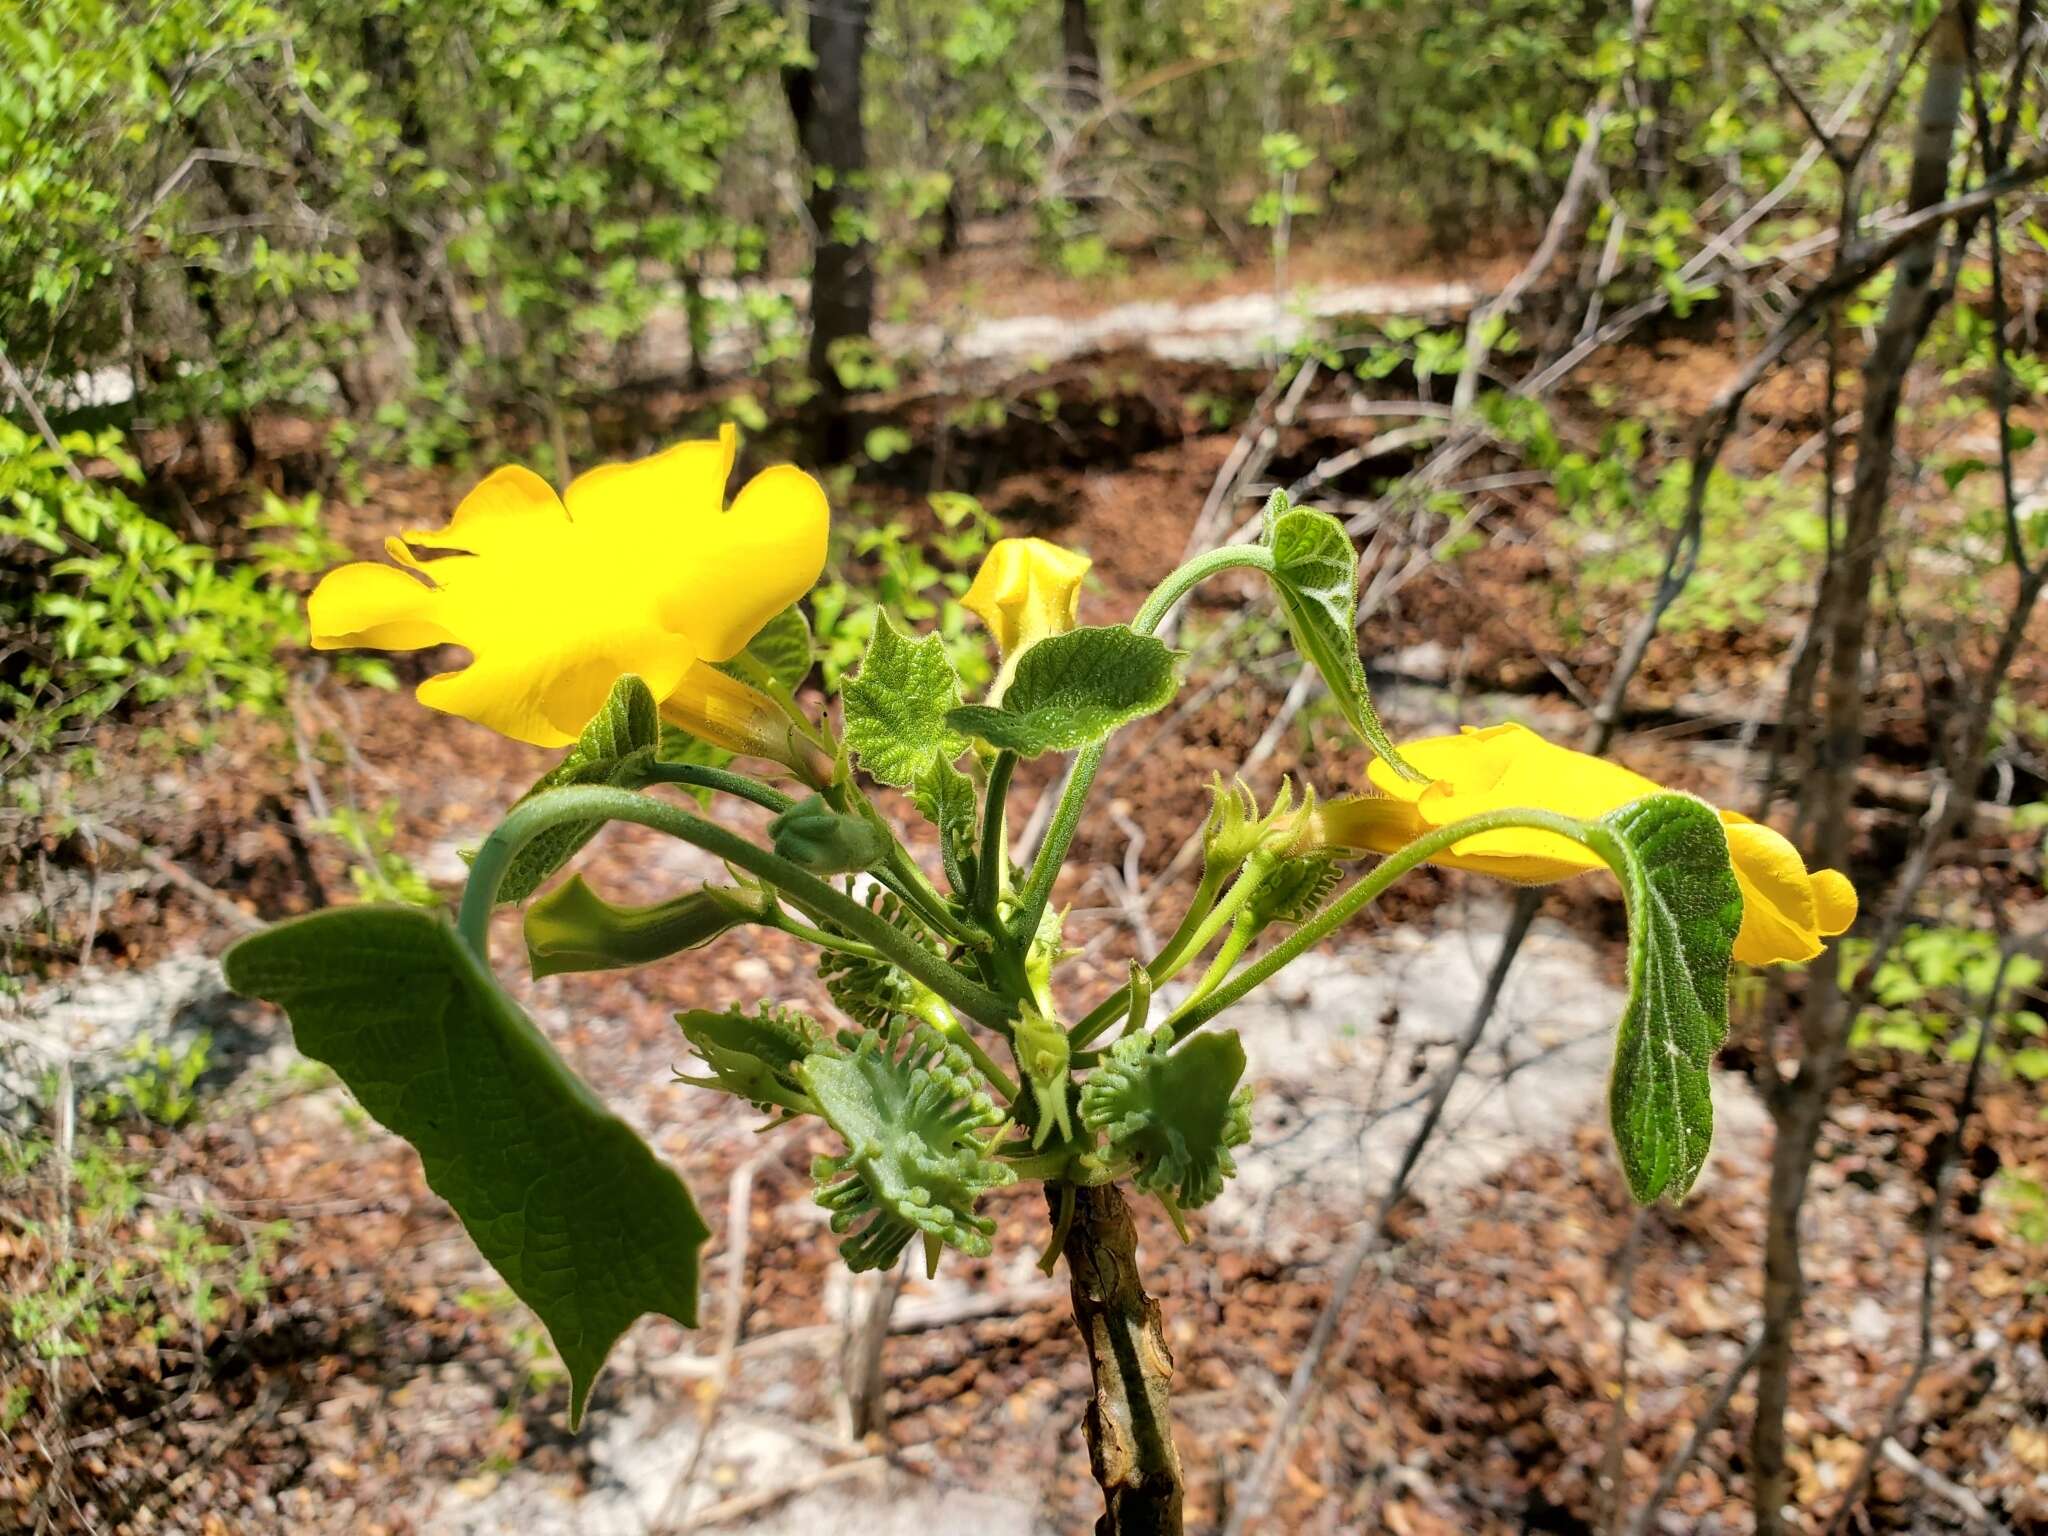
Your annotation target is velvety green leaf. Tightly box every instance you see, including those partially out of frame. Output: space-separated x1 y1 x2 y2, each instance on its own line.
741 604 814 691
945 625 1178 756
1260 494 1411 774
222 906 708 1424
912 758 979 897
1581 793 1744 1204
495 675 661 904
1079 1027 1252 1211
524 876 772 978
842 613 969 787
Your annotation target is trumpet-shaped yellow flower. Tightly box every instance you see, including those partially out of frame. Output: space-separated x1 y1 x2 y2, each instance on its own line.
1311 722 1856 966
963 537 1091 659
308 426 828 750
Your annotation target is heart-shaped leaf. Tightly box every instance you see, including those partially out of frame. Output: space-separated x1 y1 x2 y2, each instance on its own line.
842 613 969 787
1580 793 1744 1204
494 674 661 904
1261 494 1413 775
223 906 708 1424
946 625 1178 756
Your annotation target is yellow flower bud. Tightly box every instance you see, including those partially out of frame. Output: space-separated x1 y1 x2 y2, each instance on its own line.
963 537 1091 660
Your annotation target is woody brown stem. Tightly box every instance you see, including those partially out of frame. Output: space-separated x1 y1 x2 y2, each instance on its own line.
1053 1182 1185 1535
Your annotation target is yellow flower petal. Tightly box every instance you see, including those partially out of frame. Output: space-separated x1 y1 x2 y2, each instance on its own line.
1334 720 1860 964
302 430 830 749
963 537 1092 658
308 561 453 652
654 464 831 662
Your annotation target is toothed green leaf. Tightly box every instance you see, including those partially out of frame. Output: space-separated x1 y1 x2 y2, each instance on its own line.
1580 793 1743 1204
223 906 707 1426
842 613 969 787
912 758 979 897
1260 493 1413 777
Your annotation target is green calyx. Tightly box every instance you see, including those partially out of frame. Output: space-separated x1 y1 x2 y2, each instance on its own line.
1080 1026 1253 1223
675 1004 829 1120
768 793 892 873
801 1026 1017 1273
1201 774 1314 885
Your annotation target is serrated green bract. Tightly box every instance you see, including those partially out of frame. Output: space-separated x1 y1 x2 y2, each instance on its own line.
524 876 772 978
1580 793 1744 1205
945 625 1179 756
842 613 969 787
800 1027 1016 1272
222 906 707 1425
1080 1027 1253 1211
676 1005 826 1118
912 758 979 897
741 604 814 691
1260 493 1414 777
493 675 662 904
1247 853 1342 930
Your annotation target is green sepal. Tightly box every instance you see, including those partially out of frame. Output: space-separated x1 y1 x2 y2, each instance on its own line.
1259 491 1416 778
1579 793 1744 1204
801 1026 1017 1272
1014 1004 1074 1150
945 625 1179 756
492 675 662 904
524 876 774 978
842 612 970 787
222 906 708 1425
1080 1027 1252 1212
767 793 892 874
675 1004 826 1119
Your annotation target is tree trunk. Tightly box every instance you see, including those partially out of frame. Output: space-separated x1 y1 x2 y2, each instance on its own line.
783 0 875 456
1063 0 1102 112
1053 1182 1185 1536
1748 11 1968 1533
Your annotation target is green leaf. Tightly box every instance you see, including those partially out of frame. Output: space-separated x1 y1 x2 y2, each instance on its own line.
676 1005 827 1117
842 613 969 787
1260 493 1413 775
801 1027 1015 1272
524 877 771 978
945 625 1178 756
494 676 661 904
912 758 979 897
1580 794 1744 1204
740 604 814 691
1080 1027 1252 1212
223 906 707 1423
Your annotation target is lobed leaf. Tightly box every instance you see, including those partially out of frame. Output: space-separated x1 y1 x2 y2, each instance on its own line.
1580 793 1744 1204
945 624 1178 756
1080 1027 1252 1211
842 613 969 787
676 1004 828 1118
223 906 707 1424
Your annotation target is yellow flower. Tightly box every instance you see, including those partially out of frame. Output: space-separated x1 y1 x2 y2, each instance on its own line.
963 537 1091 659
307 426 828 751
1310 722 1857 966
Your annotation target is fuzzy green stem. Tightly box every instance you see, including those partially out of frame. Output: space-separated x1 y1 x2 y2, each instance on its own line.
1163 807 1588 1040
457 785 1011 1026
975 750 1017 925
642 762 796 813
